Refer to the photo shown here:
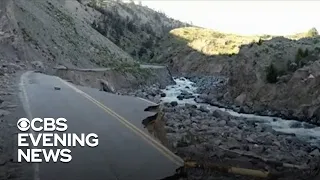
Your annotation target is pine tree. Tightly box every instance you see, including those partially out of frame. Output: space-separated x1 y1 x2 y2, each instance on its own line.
266 64 278 83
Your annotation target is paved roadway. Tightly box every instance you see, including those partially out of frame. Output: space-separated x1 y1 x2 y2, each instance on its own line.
53 64 166 72
19 71 183 180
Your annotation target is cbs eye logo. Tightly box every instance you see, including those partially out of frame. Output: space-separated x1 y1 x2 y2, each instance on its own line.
17 118 31 131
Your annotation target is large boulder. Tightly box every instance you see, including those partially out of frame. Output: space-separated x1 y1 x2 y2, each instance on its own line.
31 61 45 72
234 93 246 106
99 79 115 93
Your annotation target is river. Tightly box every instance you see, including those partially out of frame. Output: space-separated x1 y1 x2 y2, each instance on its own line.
160 77 320 147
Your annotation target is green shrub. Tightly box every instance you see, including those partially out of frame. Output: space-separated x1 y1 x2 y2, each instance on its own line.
149 52 155 59
295 48 302 62
257 38 263 46
295 48 309 67
266 64 278 83
306 27 318 37
127 21 137 33
138 47 147 57
142 38 153 48
131 50 136 56
303 48 309 57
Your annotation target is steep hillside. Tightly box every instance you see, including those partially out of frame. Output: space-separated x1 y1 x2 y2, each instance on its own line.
226 35 320 123
0 0 175 93
151 27 263 75
83 0 189 61
151 26 320 124
10 0 136 70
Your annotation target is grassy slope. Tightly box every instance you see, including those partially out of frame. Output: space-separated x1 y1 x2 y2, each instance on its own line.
169 27 261 55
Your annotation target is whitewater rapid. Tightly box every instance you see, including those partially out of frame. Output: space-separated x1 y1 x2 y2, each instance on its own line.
160 77 320 146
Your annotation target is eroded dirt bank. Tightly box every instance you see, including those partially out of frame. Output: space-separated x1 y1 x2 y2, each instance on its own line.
53 65 175 93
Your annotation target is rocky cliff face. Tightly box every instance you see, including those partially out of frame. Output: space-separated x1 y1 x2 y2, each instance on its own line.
227 36 320 124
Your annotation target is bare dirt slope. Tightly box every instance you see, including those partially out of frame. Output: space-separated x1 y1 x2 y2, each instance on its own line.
2 0 175 94
11 0 135 70
0 0 33 179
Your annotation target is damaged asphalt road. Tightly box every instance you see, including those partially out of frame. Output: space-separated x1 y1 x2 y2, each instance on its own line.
19 71 183 180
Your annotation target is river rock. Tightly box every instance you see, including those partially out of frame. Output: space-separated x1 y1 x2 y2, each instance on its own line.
183 119 192 125
211 109 229 120
198 94 208 100
199 105 209 113
303 123 317 129
218 120 226 126
194 97 205 103
245 136 255 143
180 90 191 96
184 94 195 99
185 103 197 109
235 93 246 106
290 121 303 128
0 109 10 117
226 120 238 127
234 133 242 141
170 101 178 107
199 124 209 131
177 95 184 100
310 149 320 156
273 141 281 147
214 139 222 146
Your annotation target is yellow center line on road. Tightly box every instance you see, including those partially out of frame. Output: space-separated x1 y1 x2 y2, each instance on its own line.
58 77 184 167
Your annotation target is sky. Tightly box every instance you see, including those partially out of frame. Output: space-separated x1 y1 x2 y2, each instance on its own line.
139 1 320 36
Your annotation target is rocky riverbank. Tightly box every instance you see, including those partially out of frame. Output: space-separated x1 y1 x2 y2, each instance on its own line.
186 75 320 126
161 104 320 179
122 76 320 179
119 82 164 103
126 75 320 127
